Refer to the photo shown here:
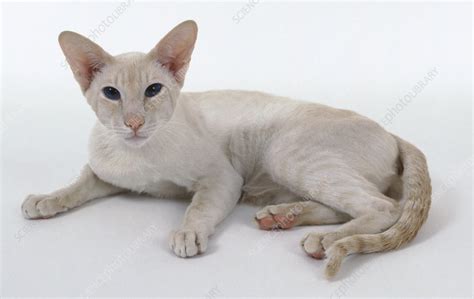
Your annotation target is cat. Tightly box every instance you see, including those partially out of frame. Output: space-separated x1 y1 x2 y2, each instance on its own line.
21 20 431 278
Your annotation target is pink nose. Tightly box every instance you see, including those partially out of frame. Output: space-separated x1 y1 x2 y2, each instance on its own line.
124 115 145 133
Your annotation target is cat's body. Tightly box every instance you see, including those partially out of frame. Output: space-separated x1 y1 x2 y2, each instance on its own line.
90 90 398 203
21 21 431 279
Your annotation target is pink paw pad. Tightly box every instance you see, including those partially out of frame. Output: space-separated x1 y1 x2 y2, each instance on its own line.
257 216 277 230
273 214 296 229
310 250 326 260
257 214 296 230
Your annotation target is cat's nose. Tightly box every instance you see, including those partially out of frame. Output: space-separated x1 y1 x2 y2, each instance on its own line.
124 115 145 133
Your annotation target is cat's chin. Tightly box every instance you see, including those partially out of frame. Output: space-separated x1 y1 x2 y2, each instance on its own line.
123 135 149 147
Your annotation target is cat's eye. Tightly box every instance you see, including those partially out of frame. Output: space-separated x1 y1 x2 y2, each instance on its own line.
145 83 162 98
102 86 121 100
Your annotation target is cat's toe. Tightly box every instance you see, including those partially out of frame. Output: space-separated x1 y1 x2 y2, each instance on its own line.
255 215 277 230
255 205 296 230
301 233 326 260
22 195 42 219
169 229 207 258
21 194 66 219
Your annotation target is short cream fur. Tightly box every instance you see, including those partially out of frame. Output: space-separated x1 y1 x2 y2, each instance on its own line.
21 20 431 279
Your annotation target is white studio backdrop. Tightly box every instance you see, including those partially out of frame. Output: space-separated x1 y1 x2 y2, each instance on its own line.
1 1 472 297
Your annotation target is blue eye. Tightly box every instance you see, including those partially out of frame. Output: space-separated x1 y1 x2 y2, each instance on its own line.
145 83 162 97
102 86 121 100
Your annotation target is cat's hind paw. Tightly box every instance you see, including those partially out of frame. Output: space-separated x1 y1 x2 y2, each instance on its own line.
255 204 298 230
301 232 326 259
301 232 340 260
21 194 68 219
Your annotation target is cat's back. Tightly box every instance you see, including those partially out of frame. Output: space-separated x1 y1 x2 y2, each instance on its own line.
181 90 355 133
184 89 298 116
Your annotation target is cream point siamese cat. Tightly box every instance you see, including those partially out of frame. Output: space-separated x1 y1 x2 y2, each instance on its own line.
21 20 431 278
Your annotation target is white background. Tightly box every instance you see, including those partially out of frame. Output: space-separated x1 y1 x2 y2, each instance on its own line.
1 1 472 297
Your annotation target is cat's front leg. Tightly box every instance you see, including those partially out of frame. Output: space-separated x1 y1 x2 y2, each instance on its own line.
22 164 123 219
169 170 243 258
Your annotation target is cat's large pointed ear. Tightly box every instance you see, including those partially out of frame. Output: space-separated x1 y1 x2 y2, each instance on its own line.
58 31 113 92
148 20 198 85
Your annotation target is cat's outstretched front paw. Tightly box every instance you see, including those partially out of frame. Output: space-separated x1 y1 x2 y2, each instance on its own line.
21 194 67 219
169 229 208 258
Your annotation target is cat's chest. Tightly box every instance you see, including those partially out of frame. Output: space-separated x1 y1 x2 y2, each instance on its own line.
89 145 163 193
87 121 223 195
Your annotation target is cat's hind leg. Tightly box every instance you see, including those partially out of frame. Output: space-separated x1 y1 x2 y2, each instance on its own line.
300 192 399 262
255 201 351 230
264 147 401 275
22 165 123 219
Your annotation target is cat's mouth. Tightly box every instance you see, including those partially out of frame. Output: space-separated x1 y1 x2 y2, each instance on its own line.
123 135 149 146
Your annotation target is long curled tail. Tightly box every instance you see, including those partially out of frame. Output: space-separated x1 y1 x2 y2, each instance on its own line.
324 135 432 278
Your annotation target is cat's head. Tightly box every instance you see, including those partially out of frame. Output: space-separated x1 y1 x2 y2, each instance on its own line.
58 20 198 147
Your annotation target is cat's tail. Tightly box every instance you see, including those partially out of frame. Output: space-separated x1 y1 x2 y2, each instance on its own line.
324 135 431 278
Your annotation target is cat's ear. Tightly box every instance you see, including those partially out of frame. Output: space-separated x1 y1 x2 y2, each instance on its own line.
148 20 198 85
58 31 113 92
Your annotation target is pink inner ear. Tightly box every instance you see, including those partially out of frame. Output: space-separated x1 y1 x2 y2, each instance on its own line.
70 57 103 91
76 53 109 91
163 60 187 76
154 44 194 84
89 61 105 79
156 42 189 73
150 21 197 84
59 31 112 92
